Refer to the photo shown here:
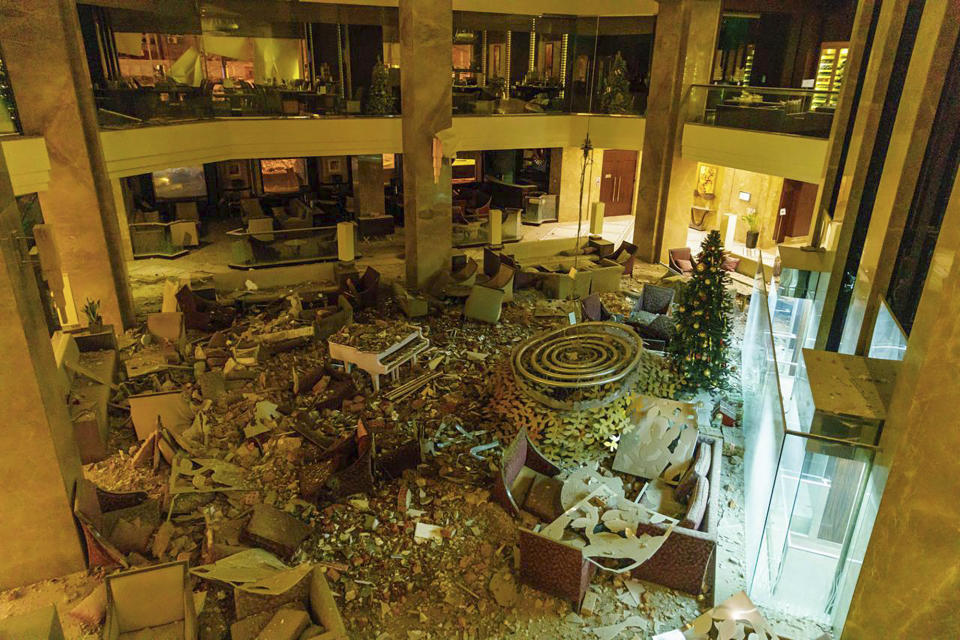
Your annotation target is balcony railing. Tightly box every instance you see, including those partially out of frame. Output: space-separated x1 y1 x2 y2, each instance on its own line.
94 81 400 129
686 84 840 139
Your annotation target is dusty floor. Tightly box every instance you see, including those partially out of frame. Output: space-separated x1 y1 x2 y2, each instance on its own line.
125 216 636 316
0 258 828 640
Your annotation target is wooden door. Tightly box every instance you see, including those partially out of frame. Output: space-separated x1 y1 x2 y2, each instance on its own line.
599 150 638 217
775 179 818 242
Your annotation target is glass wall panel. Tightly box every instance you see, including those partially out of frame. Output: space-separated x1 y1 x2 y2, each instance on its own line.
260 158 308 194
79 2 401 126
152 166 207 200
743 252 889 633
753 435 874 625
868 298 908 361
741 256 786 586
686 84 837 138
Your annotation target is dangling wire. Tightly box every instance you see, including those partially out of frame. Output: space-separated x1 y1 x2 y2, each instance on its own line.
574 133 594 270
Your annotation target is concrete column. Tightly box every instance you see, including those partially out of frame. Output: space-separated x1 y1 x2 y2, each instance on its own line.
806 0 879 251
633 0 720 263
842 1 960 354
112 177 135 262
815 0 915 349
0 140 85 589
842 162 960 638
351 154 386 217
400 0 453 289
0 0 135 330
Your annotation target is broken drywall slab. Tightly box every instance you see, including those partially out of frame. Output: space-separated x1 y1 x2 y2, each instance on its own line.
147 312 185 343
128 390 195 440
544 467 677 573
191 549 291 588
652 591 782 640
614 396 699 482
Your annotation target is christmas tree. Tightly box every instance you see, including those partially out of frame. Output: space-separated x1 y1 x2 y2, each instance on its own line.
670 230 733 391
364 58 395 115
599 52 633 114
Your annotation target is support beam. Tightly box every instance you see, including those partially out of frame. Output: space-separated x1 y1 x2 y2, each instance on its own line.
0 138 85 590
815 0 916 349
0 0 135 330
633 0 720 264
842 161 960 639
400 0 453 289
844 1 960 354
351 154 386 218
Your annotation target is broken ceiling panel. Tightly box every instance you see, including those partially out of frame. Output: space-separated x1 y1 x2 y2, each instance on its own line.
613 396 699 482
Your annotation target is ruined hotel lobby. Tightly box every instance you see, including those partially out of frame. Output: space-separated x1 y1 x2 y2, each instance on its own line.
0 1 957 639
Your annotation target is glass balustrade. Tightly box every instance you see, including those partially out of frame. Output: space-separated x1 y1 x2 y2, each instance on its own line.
741 252 895 636
687 84 839 138
80 2 655 128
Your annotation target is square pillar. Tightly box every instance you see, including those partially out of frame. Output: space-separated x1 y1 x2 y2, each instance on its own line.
843 162 960 639
351 155 386 218
400 0 453 289
0 141 85 589
0 0 135 329
633 0 721 263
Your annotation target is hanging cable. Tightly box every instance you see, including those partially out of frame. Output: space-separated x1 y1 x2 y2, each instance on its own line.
574 133 593 269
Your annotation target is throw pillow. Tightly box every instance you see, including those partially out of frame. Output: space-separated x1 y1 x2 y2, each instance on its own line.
722 256 741 272
676 258 694 274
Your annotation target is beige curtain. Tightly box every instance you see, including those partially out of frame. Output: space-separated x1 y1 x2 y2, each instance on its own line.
169 46 203 87
113 32 145 57
253 38 302 83
202 35 250 59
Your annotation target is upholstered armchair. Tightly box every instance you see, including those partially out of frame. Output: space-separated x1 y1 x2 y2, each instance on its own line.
669 247 695 275
493 428 596 611
628 284 677 349
610 240 641 275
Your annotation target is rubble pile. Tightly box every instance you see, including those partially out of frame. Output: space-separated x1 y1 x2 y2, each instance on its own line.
14 273 752 640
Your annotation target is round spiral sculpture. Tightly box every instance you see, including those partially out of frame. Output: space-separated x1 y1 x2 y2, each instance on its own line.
511 322 643 411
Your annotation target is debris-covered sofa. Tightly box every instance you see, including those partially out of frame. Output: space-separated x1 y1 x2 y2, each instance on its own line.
73 478 160 568
493 428 596 611
632 435 722 596
494 429 721 605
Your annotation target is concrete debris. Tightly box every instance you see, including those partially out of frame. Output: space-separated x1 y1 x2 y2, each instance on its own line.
31 271 766 640
488 570 518 608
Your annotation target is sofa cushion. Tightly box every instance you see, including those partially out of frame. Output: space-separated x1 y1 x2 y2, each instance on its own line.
523 474 564 522
646 315 677 341
676 258 694 274
630 309 658 327
674 469 699 503
691 442 712 477
680 475 709 530
510 466 542 506
722 256 740 272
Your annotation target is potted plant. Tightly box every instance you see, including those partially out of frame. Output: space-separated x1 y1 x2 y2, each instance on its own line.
743 212 761 249
82 298 103 332
364 57 396 115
